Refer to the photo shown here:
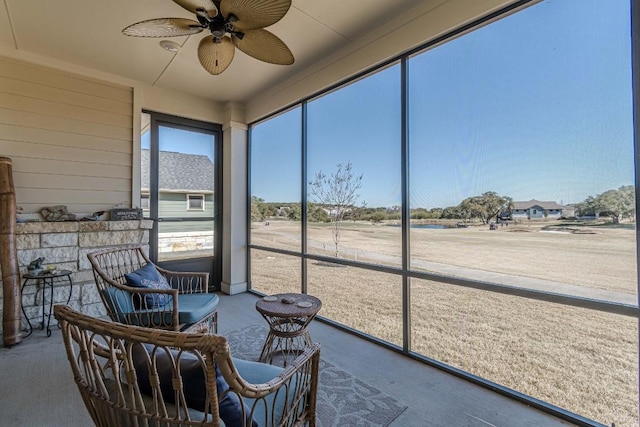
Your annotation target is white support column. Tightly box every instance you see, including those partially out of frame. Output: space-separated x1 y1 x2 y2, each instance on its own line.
221 103 248 295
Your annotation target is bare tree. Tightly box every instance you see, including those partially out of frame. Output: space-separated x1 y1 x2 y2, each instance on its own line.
309 162 363 257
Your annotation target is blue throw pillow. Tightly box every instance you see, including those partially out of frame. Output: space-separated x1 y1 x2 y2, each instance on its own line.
124 263 172 308
132 344 257 427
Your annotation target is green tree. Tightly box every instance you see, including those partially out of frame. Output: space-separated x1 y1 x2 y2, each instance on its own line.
459 192 512 224
287 203 301 221
370 211 386 223
251 196 265 222
574 196 598 217
594 185 635 224
428 207 444 219
387 211 401 220
250 196 281 222
263 204 278 217
410 208 430 220
459 198 485 222
308 204 330 222
441 206 463 220
309 162 363 257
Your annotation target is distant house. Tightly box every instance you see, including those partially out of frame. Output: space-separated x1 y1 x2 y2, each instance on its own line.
277 206 291 216
320 207 351 217
511 199 574 220
141 149 215 232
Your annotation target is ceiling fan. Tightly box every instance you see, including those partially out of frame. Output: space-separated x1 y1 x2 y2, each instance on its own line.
122 0 294 75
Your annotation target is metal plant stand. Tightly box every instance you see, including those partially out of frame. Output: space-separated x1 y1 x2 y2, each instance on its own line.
21 270 73 337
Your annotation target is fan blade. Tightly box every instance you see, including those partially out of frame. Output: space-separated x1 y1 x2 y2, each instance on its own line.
173 0 218 17
198 36 235 75
221 0 291 30
233 29 294 65
122 18 203 37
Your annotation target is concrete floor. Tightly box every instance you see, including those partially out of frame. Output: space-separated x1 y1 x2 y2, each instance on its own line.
0 292 576 426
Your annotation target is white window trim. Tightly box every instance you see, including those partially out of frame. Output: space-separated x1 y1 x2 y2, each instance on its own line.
187 194 205 211
140 194 150 210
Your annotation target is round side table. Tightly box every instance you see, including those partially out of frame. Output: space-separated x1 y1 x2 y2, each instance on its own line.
255 293 322 367
21 270 73 337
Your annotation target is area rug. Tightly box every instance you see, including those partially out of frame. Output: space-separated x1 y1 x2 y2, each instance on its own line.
225 324 407 427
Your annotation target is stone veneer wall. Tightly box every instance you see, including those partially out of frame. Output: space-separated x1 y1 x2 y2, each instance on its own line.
0 220 153 335
158 231 214 254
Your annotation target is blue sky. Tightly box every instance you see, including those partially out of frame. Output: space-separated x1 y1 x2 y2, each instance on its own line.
252 0 633 209
152 0 634 210
141 125 215 161
407 0 633 209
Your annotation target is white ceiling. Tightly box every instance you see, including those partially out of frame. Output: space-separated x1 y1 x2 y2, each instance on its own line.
0 0 517 108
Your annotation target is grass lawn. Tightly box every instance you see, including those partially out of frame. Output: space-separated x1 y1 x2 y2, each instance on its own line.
250 219 638 426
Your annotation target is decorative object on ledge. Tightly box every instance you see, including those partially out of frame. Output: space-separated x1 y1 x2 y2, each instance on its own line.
27 256 45 276
110 208 143 221
41 205 76 222
0 156 22 347
15 205 24 223
80 211 105 221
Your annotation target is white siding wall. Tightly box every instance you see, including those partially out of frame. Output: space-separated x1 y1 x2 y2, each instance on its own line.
0 56 133 215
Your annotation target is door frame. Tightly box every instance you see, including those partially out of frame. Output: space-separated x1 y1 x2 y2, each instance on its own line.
142 110 223 290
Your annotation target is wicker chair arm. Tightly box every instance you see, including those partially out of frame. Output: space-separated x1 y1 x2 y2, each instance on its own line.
100 280 179 307
155 266 210 294
121 286 178 297
103 281 178 296
219 344 321 399
97 280 180 329
221 344 321 426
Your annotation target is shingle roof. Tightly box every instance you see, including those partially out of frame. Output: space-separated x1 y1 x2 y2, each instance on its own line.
512 199 565 210
141 149 214 192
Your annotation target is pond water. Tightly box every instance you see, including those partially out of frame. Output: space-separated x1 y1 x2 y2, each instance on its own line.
387 224 451 229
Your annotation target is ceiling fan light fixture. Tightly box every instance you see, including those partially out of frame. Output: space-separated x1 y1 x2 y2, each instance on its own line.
159 40 181 52
123 0 294 75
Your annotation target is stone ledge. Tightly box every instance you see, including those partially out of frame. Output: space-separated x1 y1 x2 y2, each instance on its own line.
78 221 108 232
17 222 79 233
108 219 153 231
17 219 154 234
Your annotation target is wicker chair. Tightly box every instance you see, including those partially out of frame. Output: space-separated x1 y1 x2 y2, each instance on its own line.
54 304 320 427
88 245 218 334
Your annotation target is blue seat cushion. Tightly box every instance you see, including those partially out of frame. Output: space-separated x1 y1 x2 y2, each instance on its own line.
124 263 173 308
132 344 257 427
176 293 219 325
121 293 219 329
